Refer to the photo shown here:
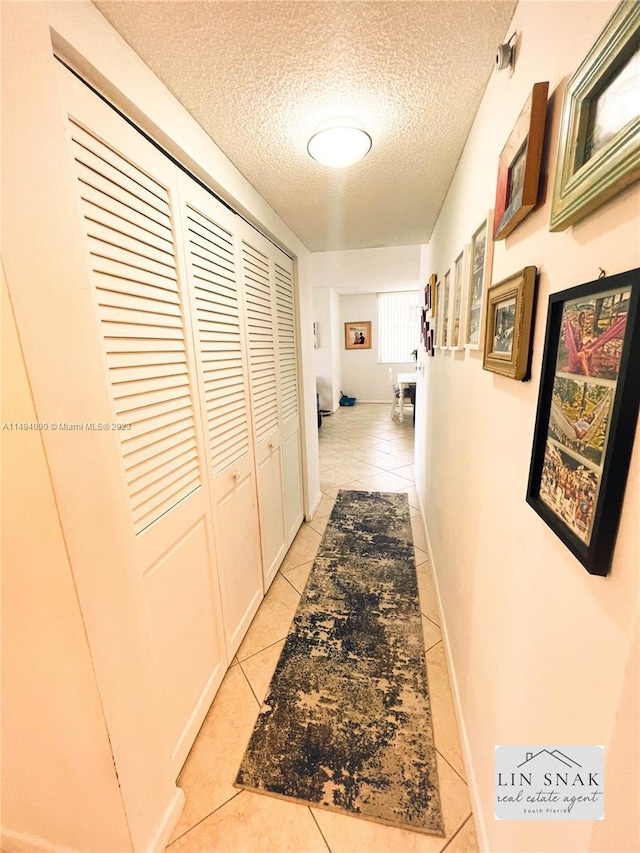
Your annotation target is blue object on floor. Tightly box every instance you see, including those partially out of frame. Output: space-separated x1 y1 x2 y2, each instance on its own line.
339 393 356 406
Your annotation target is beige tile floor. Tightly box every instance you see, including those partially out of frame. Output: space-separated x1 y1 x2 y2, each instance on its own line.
167 404 478 853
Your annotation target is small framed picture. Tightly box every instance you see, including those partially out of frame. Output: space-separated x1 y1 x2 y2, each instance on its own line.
526 267 640 575
464 211 495 350
550 2 640 231
434 277 442 345
449 248 468 350
344 321 372 350
425 273 437 319
493 82 549 240
482 266 537 380
440 269 452 348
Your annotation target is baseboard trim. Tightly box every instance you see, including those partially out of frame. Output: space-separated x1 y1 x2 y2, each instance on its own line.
147 786 185 853
418 494 488 853
306 490 322 521
1 827 85 853
2 787 186 853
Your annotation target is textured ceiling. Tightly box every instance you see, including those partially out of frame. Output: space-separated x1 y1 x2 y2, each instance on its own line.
94 0 517 252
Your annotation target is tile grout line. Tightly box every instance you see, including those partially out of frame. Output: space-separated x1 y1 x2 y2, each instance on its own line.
421 612 441 630
237 658 262 707
279 567 308 597
237 633 287 665
435 742 468 786
308 807 334 853
166 791 243 847
439 812 474 852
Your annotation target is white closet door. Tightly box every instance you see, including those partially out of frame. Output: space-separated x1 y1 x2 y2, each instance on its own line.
273 251 304 546
240 226 286 589
178 176 263 654
58 66 226 773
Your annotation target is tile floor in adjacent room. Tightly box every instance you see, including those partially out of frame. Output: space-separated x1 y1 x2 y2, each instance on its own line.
167 403 478 853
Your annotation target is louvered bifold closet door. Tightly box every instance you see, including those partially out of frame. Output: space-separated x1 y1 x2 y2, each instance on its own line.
240 225 286 589
274 249 304 546
58 66 226 774
178 175 263 654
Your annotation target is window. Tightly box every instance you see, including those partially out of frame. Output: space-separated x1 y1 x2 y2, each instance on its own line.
377 291 421 363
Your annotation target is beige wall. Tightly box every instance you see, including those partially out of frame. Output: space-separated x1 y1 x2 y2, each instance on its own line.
1 275 131 852
415 2 639 852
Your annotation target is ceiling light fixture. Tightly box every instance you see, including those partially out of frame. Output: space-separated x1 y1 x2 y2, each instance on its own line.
307 117 372 168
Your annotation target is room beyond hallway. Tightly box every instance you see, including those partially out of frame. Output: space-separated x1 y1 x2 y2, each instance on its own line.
166 404 477 852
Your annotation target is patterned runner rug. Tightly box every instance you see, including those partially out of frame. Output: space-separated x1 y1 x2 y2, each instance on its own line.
235 490 444 836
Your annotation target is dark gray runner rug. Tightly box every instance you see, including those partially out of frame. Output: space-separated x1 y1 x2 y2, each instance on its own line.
235 490 444 836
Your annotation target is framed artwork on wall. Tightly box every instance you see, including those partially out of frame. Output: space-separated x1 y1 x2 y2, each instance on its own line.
526 267 640 576
425 273 437 319
464 211 495 350
482 266 537 380
441 268 452 348
550 1 640 231
344 321 372 350
449 248 467 350
493 81 549 240
434 277 442 346
425 322 435 356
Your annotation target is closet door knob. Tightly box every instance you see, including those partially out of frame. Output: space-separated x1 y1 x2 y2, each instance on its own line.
268 440 275 449
233 470 241 481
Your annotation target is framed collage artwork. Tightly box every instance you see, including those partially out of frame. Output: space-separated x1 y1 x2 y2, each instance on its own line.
526 267 640 575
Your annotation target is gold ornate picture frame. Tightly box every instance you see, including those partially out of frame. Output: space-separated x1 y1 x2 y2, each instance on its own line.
550 1 640 231
483 266 537 380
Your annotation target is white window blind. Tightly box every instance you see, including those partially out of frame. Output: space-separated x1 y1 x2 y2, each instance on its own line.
377 291 421 363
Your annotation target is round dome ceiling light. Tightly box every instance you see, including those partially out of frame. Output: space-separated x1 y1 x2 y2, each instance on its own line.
307 117 372 168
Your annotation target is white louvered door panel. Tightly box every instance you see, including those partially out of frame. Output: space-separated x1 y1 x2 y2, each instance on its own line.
179 175 263 654
240 225 286 589
58 66 226 774
274 250 304 546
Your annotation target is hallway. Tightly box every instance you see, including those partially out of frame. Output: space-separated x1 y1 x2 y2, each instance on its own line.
166 404 477 852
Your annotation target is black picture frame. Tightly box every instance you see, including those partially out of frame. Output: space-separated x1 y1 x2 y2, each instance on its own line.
526 267 640 576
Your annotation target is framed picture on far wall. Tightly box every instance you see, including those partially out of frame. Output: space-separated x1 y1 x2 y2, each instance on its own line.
526 267 640 576
482 266 537 380
344 321 372 350
465 211 495 349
